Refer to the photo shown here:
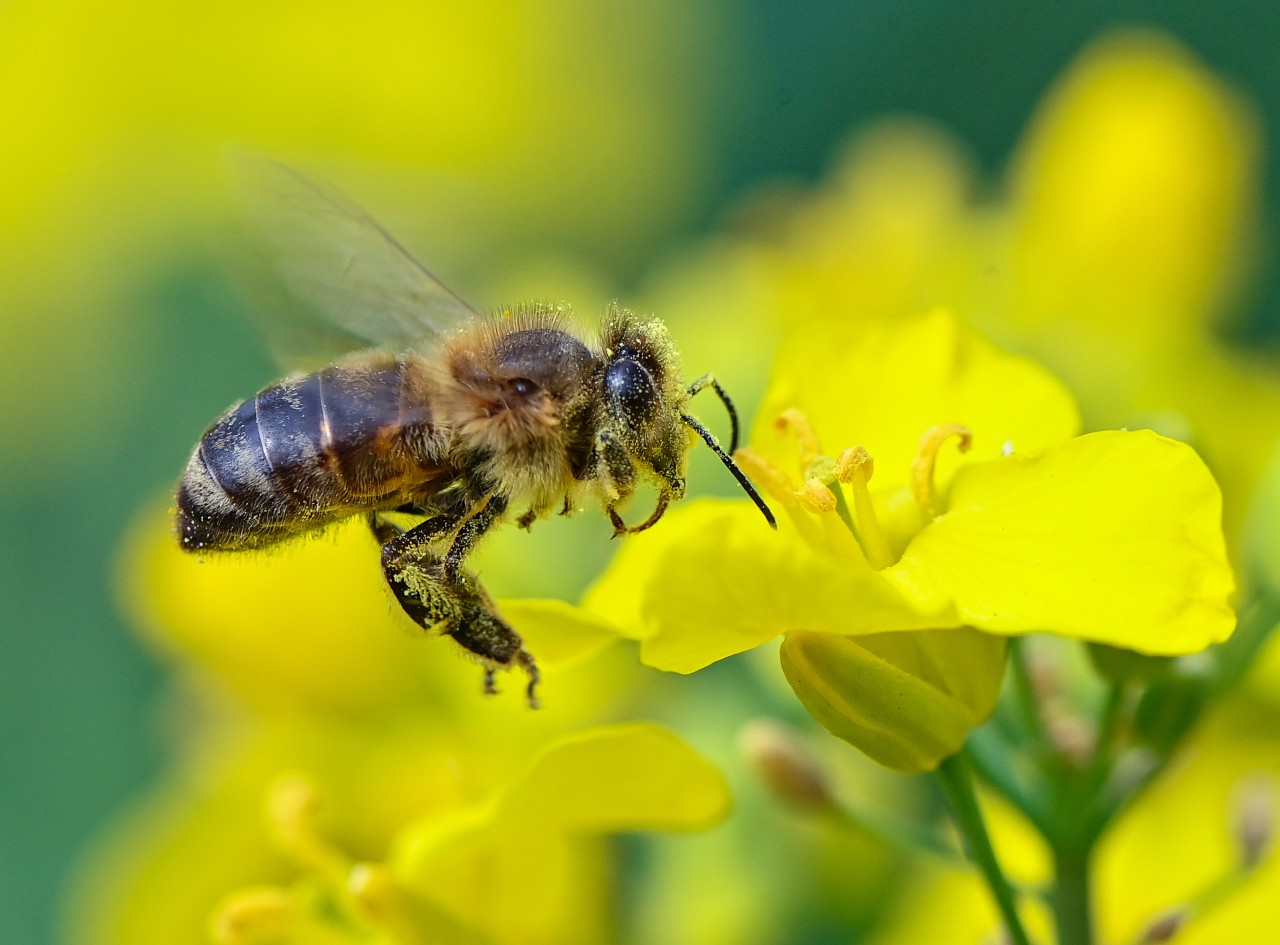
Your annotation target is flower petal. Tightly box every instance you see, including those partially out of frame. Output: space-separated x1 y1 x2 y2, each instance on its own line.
393 724 728 945
496 599 635 669
583 500 935 673
501 722 730 832
887 430 1236 654
755 309 1080 494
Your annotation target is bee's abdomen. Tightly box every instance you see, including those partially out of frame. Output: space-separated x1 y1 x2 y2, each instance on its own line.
177 358 439 552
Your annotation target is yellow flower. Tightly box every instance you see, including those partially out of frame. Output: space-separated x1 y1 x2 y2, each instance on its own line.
391 724 728 945
83 724 728 945
993 30 1279 543
194 725 727 945
589 308 1234 671
745 30 1277 544
583 308 1234 773
1005 31 1257 343
70 515 726 945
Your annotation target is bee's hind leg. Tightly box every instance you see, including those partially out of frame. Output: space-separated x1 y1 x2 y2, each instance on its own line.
371 512 540 708
369 509 461 555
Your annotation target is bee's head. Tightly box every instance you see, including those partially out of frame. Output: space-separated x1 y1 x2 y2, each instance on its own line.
597 307 690 531
597 304 776 536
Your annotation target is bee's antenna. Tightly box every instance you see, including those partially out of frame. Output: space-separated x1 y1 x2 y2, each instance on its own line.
681 413 777 529
687 374 740 454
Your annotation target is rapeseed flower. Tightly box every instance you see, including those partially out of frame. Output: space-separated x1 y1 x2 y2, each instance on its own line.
587 308 1233 683
576 33 1267 943
724 29 1278 544
70 517 728 945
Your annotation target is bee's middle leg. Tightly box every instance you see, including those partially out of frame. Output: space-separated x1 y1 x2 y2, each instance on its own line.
443 494 509 583
371 511 540 708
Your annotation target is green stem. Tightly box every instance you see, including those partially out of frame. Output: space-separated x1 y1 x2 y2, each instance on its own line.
1042 686 1123 943
1093 591 1280 840
1008 639 1049 757
827 804 962 864
1051 842 1094 945
1212 588 1280 696
966 726 1052 835
1075 682 1130 846
936 750 1035 945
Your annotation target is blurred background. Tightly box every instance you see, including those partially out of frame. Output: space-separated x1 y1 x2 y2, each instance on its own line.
4 2 1280 943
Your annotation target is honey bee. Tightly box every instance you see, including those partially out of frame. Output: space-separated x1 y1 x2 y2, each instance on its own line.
176 160 775 707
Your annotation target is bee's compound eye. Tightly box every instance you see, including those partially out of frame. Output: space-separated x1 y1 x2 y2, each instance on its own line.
605 358 657 425
509 377 539 397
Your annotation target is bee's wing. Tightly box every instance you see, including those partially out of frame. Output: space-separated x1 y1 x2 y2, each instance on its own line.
233 155 480 356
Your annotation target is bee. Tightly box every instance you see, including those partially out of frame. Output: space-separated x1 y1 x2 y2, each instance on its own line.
175 160 775 707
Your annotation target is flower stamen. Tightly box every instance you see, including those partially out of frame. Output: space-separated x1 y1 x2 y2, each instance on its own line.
266 774 349 883
910 424 973 518
835 447 895 570
796 478 837 513
251 776 420 943
209 887 293 945
348 863 437 945
775 408 822 468
733 447 800 508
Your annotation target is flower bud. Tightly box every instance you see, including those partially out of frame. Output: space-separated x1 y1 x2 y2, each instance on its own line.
779 628 1007 773
1139 909 1186 943
738 718 834 811
1232 773 1276 870
1133 661 1211 754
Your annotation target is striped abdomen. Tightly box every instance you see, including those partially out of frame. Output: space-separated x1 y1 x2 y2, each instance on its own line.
177 355 447 551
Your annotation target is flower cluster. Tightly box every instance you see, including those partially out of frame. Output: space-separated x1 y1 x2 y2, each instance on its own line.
74 519 726 945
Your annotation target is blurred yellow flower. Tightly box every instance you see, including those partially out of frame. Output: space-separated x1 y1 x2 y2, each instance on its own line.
1006 31 1257 343
198 724 728 945
995 30 1280 543
70 514 727 945
391 723 728 945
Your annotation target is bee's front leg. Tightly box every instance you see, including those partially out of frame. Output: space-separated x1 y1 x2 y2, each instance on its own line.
372 512 539 708
686 372 741 453
594 430 637 538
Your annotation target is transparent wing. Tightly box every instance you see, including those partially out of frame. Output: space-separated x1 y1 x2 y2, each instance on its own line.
232 154 480 354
